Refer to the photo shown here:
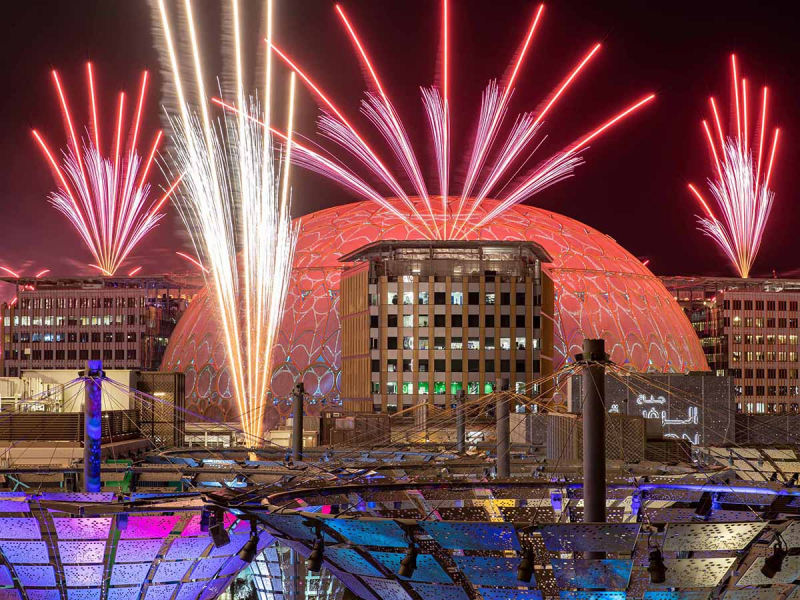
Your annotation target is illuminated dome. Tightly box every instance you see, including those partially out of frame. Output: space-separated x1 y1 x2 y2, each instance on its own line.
162 198 707 426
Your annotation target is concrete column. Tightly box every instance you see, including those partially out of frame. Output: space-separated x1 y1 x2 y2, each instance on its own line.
292 383 305 461
582 338 606 526
496 378 510 478
83 360 103 493
455 389 466 453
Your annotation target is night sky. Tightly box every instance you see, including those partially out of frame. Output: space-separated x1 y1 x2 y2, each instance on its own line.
1 1 798 301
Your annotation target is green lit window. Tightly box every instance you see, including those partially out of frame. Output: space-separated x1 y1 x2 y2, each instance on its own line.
484 382 494 394
467 381 479 394
418 381 429 394
402 381 414 394
450 381 463 394
434 381 446 395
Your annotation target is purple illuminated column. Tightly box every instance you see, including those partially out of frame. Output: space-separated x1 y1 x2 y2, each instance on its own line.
84 360 103 493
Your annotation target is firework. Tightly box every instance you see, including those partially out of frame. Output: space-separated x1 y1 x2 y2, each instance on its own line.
219 2 654 239
156 0 297 444
33 67 178 276
688 55 780 278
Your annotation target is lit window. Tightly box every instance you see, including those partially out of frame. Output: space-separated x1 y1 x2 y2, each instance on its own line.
418 315 429 327
402 381 414 394
485 293 496 305
732 316 741 326
418 381 429 395
500 338 511 350
515 382 526 393
532 338 540 350
451 337 463 350
467 381 479 394
371 382 380 394
403 336 414 350
419 337 429 350
402 315 413 328
467 338 480 350
451 292 463 305
732 352 741 363
434 381 446 395
484 338 495 350
402 292 414 305
516 337 526 350
418 292 429 305
484 382 494 394
387 292 398 305
387 381 398 395
402 275 414 283
44 316 53 326
32 316 42 326
450 381 463 394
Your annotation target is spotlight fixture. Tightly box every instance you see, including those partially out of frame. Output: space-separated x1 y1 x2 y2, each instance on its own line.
762 535 788 579
209 508 230 549
647 548 667 584
237 521 260 564
307 525 325 573
516 547 535 583
398 543 418 578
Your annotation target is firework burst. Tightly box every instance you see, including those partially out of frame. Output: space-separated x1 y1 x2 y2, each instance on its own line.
33 67 178 276
156 0 297 444
688 55 780 279
217 2 654 240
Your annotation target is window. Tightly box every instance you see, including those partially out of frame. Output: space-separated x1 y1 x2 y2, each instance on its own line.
451 292 463 305
402 382 413 394
732 351 741 363
468 292 480 304
516 337 527 350
516 315 526 328
434 337 446 350
500 337 511 350
103 349 113 360
80 350 89 360
452 359 462 371
387 382 398 395
418 291 429 305
104 332 114 342
403 359 413 372
434 381 446 395
485 337 495 350
756 335 764 345
466 314 478 328
402 292 414 305
451 337 463 350
756 300 765 310
467 337 480 350
451 314 462 328
371 382 380 394
402 315 413 327
434 314 446 327
91 350 101 360
419 360 429 372
387 359 397 372
451 381 463 394
371 315 379 328
434 292 446 304
516 359 526 372
467 381 479 395
403 336 414 350
371 359 380 372
387 291 398 305
388 337 398 350
485 360 495 372
434 359 446 372
744 300 753 310
792 302 799 311
516 292 526 305
418 381 429 394
484 382 495 394
780 301 788 310
768 301 776 310
485 293 496 305
468 360 480 372
500 292 511 305
44 316 53 326
732 316 741 326
369 293 379 306
767 335 776 345
32 316 43 326
43 333 54 343
104 315 113 326
515 381 526 393
418 314 429 327
500 314 510 328
43 350 53 360
55 350 65 360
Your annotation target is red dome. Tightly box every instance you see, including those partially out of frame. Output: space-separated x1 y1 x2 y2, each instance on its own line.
162 198 707 426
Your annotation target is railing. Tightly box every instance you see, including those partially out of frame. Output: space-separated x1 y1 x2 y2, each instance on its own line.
0 409 139 442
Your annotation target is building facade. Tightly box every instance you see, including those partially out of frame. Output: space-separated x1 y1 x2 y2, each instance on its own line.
0 275 195 376
662 276 800 414
339 240 555 413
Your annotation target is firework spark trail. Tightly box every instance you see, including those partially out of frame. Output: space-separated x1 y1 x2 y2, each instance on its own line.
33 66 175 276
158 0 298 444
689 55 781 279
261 3 652 240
